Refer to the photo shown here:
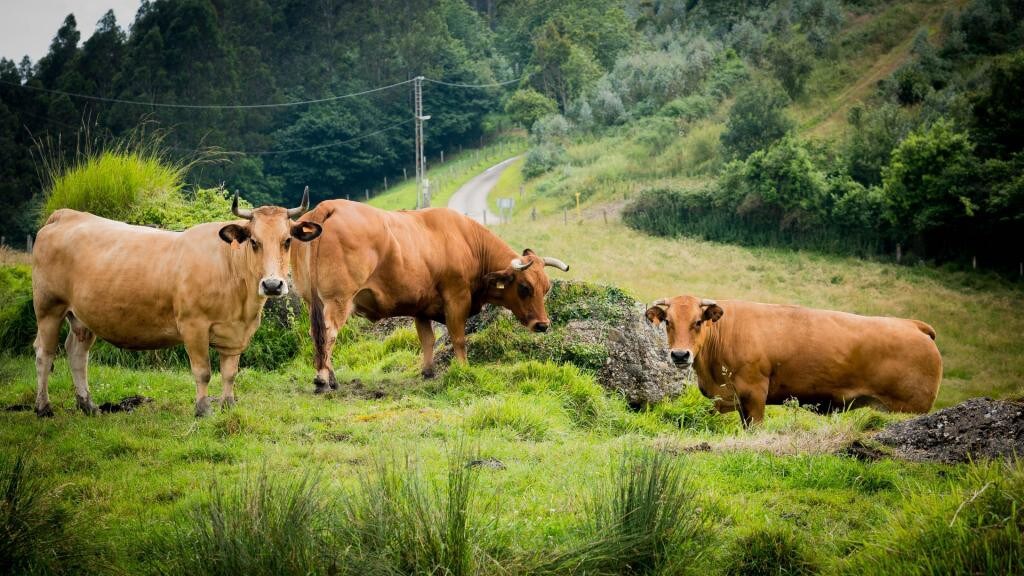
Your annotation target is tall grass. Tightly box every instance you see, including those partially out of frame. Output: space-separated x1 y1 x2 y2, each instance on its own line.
0 449 104 575
156 467 332 576
536 449 714 575
333 447 487 576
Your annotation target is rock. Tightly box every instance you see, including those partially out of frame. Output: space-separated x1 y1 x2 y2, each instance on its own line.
875 397 1024 463
436 280 686 407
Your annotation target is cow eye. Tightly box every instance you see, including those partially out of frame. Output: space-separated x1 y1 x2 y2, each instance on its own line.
693 321 702 331
517 283 532 298
284 238 292 250
251 240 261 251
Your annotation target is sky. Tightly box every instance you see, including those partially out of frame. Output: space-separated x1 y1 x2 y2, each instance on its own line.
0 0 142 63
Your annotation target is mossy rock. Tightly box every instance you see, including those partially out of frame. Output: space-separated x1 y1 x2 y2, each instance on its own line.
436 280 685 407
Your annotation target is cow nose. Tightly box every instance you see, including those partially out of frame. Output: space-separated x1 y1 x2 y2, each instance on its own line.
261 278 284 296
534 322 549 333
670 350 692 365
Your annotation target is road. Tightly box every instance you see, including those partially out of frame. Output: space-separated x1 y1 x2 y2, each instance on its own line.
446 155 520 224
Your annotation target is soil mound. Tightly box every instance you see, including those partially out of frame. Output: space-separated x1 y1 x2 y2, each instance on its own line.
875 397 1024 463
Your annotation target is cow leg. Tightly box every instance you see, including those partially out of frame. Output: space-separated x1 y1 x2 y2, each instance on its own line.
734 379 768 429
415 317 436 378
65 315 99 416
33 310 65 418
313 298 350 394
182 331 213 417
219 353 240 409
443 298 471 364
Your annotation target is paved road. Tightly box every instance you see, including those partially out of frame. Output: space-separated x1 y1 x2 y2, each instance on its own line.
446 156 520 224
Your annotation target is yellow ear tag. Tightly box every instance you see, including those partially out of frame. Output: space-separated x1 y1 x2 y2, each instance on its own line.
231 239 240 250
496 282 505 289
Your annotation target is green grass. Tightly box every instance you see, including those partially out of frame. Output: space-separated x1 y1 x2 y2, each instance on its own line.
368 134 527 211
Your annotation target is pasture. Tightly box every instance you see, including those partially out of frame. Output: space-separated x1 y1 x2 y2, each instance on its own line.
2 206 1022 574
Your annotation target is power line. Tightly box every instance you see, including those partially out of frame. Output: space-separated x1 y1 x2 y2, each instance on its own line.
177 118 414 156
422 76 523 88
0 78 413 109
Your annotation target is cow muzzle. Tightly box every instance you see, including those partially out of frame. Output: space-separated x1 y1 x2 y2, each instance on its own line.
669 349 693 368
259 277 287 297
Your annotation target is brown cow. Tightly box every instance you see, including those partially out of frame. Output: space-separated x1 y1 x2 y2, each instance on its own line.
645 295 941 427
290 201 569 393
31 189 322 418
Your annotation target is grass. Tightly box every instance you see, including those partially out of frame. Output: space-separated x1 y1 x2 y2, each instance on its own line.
368 134 527 211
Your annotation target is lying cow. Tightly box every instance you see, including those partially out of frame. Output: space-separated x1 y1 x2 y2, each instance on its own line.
645 295 942 427
291 201 569 393
31 189 322 417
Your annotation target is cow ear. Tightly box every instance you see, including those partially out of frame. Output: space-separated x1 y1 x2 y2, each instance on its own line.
702 304 724 323
645 306 667 326
219 224 250 244
522 248 535 257
484 270 515 290
291 221 322 242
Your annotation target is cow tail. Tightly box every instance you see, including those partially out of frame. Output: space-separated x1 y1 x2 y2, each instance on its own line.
309 208 334 372
912 320 936 340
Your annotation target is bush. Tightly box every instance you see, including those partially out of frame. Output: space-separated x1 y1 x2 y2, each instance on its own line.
0 265 36 355
506 88 558 130
523 141 568 178
721 80 792 159
660 94 715 122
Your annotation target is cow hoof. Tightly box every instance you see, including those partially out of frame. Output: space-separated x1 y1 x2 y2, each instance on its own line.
313 377 331 395
35 403 54 418
328 372 339 391
221 396 236 409
76 395 100 416
421 367 436 379
194 397 213 418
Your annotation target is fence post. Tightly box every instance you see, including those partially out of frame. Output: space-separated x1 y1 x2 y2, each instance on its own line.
603 210 608 225
441 150 444 163
483 211 487 226
531 207 536 221
384 176 388 190
563 208 567 225
403 168 407 180
896 243 902 264
346 194 350 201
519 184 524 200
365 189 369 201
972 255 977 270
26 235 33 253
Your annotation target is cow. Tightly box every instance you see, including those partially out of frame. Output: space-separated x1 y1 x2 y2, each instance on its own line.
31 189 322 418
290 201 570 393
645 295 942 427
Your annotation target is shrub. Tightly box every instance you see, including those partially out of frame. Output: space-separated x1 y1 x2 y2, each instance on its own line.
0 265 36 355
506 88 558 130
531 113 572 143
721 80 792 159
661 94 715 122
464 393 568 440
767 34 815 99
524 141 568 178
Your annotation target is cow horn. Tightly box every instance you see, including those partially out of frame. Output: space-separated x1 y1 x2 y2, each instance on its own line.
542 256 570 271
700 298 717 307
287 186 310 218
232 190 253 220
511 258 534 271
652 298 669 307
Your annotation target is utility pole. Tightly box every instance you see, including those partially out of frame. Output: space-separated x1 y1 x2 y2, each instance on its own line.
414 76 431 208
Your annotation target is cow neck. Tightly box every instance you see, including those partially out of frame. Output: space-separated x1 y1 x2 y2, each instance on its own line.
224 244 266 319
474 226 518 277
694 317 726 388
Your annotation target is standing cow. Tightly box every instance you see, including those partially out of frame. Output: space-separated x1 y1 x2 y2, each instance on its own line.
31 189 322 417
645 295 942 427
291 201 570 393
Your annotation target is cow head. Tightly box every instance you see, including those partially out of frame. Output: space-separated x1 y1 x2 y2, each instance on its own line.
218 187 322 297
483 249 570 333
645 295 724 369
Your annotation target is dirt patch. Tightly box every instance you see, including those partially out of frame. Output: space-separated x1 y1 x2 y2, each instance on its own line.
875 398 1024 464
839 438 889 462
467 457 506 470
98 395 153 414
4 403 32 412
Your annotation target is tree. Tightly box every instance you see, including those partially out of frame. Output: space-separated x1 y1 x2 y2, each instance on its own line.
505 88 558 129
720 80 792 159
767 34 814 99
972 49 1024 159
882 120 982 248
